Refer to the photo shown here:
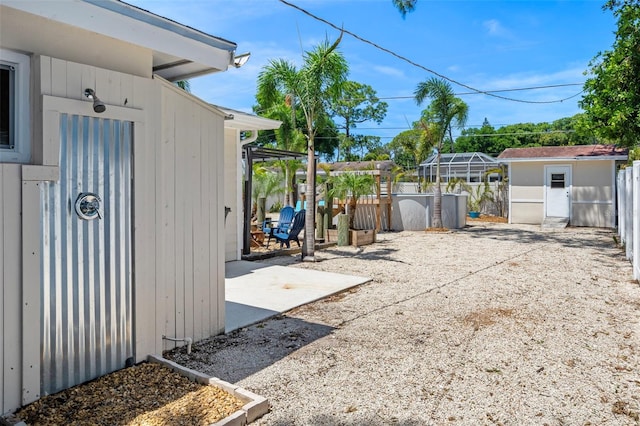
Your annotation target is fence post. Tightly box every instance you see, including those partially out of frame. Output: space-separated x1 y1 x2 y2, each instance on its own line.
337 213 350 246
634 162 640 279
618 170 625 240
626 167 633 260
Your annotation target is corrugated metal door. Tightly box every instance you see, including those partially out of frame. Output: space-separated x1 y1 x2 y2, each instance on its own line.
40 114 133 395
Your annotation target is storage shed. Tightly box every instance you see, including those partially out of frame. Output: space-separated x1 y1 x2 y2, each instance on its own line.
1 0 246 415
498 145 628 227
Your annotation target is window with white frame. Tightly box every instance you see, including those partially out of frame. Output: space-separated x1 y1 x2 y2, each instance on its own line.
0 49 30 163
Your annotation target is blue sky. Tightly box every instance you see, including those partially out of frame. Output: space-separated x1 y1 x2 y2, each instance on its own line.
127 0 616 145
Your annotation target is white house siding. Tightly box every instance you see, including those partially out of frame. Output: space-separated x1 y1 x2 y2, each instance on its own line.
154 81 226 351
1 7 150 80
0 165 22 413
224 128 240 261
0 54 226 413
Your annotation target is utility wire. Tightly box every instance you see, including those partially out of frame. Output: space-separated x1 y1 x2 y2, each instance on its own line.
372 83 585 101
278 0 585 104
314 130 575 140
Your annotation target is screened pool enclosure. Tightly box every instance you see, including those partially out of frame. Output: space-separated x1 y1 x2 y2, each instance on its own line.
419 152 502 183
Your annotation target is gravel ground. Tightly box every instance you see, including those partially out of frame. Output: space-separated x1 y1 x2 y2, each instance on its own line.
166 222 640 425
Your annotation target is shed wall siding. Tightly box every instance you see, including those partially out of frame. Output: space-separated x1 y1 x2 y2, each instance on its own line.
224 128 239 262
508 159 617 227
511 203 544 224
571 160 615 227
572 161 613 202
156 82 226 351
509 163 544 224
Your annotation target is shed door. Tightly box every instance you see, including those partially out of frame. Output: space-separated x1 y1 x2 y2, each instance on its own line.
41 114 133 395
545 165 571 218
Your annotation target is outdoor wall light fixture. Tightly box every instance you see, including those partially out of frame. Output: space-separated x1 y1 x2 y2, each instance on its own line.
84 88 106 113
232 52 250 68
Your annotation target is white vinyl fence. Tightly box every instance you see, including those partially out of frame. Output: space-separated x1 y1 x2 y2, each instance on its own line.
617 161 640 280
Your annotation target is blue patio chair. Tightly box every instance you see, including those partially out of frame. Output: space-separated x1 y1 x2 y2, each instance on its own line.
265 206 295 248
273 209 305 249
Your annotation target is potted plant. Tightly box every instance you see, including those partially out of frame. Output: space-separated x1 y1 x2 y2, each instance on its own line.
327 171 377 246
467 181 492 218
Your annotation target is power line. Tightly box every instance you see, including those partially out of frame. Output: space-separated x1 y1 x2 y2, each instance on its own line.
312 130 576 140
457 130 575 137
278 0 585 104
372 83 585 101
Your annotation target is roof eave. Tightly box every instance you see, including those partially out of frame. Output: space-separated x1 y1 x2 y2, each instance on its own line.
4 0 237 80
499 155 628 163
217 107 282 132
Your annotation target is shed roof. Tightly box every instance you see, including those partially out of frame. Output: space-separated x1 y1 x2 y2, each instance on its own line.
498 144 628 162
216 106 282 131
4 0 239 81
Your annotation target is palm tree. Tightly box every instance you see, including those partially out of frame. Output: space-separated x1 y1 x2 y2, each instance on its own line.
328 172 375 230
414 78 468 228
252 165 284 222
175 80 191 92
256 35 348 260
255 100 307 206
393 0 417 17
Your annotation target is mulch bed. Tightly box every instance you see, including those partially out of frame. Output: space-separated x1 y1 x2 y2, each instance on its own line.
467 214 508 223
12 363 244 426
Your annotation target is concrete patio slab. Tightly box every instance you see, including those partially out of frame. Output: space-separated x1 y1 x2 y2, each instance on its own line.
225 260 371 333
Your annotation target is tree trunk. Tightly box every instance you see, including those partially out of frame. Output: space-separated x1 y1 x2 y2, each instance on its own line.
257 197 266 227
284 166 291 206
432 146 443 229
303 134 316 261
348 199 357 229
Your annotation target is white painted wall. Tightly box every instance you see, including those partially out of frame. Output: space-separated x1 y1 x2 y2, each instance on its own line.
509 160 618 227
0 55 227 414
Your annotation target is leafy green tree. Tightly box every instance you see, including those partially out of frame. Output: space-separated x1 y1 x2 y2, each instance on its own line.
580 0 640 147
454 118 496 153
329 81 388 161
415 77 468 228
387 128 430 170
313 114 341 159
256 35 348 260
454 115 597 155
363 151 391 161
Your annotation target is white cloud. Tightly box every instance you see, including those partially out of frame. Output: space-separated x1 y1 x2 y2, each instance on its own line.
372 65 405 79
483 19 510 37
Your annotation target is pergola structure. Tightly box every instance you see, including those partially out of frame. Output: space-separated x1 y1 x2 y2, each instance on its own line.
419 152 500 183
242 145 310 255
